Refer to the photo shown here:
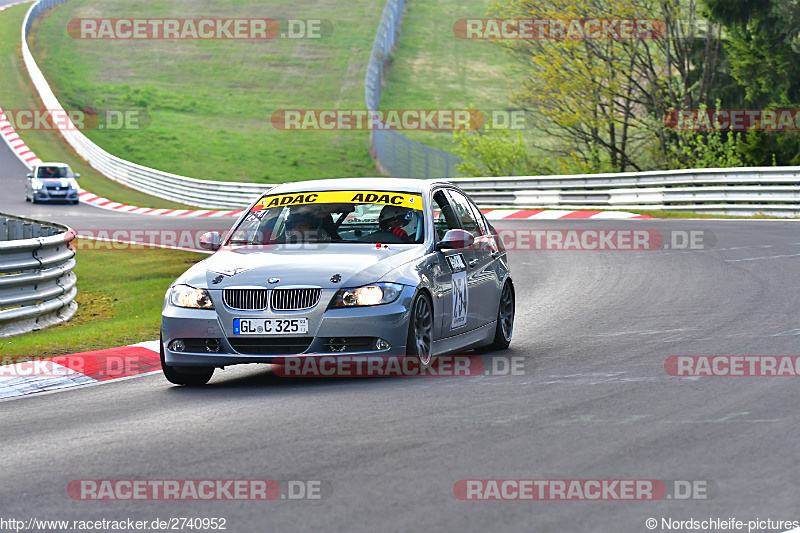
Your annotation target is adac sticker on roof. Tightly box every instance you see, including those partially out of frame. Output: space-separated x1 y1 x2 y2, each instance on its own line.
251 191 423 211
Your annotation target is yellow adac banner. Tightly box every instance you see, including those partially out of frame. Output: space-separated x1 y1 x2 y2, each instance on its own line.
252 190 423 211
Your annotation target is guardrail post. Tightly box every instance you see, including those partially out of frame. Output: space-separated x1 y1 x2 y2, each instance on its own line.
8 220 22 240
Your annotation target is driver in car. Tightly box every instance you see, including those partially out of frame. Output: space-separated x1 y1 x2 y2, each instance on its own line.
376 205 415 244
283 205 337 243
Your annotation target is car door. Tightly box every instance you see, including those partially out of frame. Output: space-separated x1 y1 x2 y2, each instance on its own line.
430 189 471 339
444 189 500 330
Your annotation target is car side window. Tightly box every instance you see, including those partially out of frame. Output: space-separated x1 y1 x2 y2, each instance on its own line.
432 190 460 240
445 190 481 236
465 197 488 236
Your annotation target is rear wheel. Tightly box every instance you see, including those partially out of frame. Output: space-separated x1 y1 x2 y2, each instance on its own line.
489 281 514 350
406 291 433 365
160 335 214 386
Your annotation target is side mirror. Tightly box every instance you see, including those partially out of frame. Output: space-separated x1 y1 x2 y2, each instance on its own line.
199 231 221 251
436 229 475 250
26 173 33 178
74 174 80 179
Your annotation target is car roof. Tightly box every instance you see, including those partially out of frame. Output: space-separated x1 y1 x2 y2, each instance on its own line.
36 162 71 168
264 178 455 196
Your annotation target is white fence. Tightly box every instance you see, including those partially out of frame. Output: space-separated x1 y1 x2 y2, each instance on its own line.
452 168 800 217
0 214 77 337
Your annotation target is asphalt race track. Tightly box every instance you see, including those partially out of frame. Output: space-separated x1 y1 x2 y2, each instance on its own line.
2 3 799 525
2 183 799 531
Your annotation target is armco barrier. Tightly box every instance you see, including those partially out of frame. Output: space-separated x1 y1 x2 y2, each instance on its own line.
364 0 461 178
451 168 800 217
0 213 77 337
22 0 268 209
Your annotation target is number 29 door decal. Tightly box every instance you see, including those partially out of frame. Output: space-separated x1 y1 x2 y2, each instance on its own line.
447 254 468 329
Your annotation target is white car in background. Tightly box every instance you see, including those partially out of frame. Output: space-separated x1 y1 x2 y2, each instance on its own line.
25 162 81 204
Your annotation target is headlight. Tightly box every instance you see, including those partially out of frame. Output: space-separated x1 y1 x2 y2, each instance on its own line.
169 285 214 309
331 283 403 308
31 179 43 191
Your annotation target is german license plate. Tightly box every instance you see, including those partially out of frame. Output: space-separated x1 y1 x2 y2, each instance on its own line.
233 318 308 335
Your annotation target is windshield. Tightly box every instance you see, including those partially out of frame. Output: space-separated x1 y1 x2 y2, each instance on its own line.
229 190 425 245
37 166 72 179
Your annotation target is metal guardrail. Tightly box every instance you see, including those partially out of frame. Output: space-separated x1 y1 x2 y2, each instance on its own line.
22 0 268 209
451 168 800 217
364 0 461 178
0 213 77 337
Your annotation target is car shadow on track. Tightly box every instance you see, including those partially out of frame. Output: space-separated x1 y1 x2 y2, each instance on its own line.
160 349 529 395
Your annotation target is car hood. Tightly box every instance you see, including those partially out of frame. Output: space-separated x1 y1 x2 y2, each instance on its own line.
176 243 425 289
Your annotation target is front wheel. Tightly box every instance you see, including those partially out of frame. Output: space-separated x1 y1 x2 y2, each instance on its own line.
406 291 433 365
160 335 214 386
489 281 514 350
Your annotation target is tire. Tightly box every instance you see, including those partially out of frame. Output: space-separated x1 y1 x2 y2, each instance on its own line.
160 335 214 386
406 291 433 365
71 200 79 205
489 281 515 350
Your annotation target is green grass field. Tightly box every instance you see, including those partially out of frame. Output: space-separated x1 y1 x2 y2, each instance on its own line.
378 0 531 153
29 0 385 183
0 245 204 361
0 3 192 208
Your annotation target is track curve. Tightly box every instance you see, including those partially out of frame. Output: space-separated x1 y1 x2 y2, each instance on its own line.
1 218 798 532
1 1 798 528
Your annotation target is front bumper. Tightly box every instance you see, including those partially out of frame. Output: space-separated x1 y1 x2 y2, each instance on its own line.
34 189 79 202
161 286 415 367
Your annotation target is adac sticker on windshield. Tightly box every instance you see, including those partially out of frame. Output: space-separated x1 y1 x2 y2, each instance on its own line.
251 191 423 211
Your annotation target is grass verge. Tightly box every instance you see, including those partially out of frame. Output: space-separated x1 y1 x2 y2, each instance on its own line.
29 0 384 183
0 245 204 362
627 209 790 220
379 0 530 153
